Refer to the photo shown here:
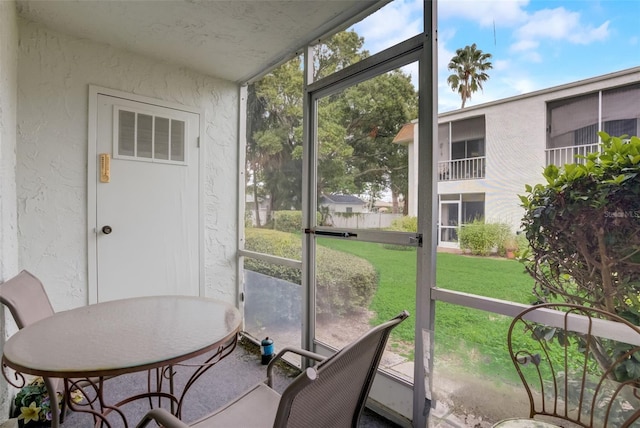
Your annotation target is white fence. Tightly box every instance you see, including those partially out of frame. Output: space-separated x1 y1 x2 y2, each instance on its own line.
324 212 403 229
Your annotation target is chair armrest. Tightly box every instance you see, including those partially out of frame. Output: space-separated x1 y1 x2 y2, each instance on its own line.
135 408 189 428
266 346 326 387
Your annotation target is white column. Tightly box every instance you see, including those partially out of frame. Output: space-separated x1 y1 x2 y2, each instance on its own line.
0 0 20 421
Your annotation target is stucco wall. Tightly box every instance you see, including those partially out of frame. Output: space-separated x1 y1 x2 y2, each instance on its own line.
0 0 19 418
0 2 19 281
483 95 545 230
16 19 239 309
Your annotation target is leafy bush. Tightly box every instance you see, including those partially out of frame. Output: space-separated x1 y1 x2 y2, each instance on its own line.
514 233 529 256
520 132 640 317
458 218 511 256
316 248 379 317
520 132 640 383
244 228 378 316
244 229 301 283
272 211 302 233
383 216 417 250
271 210 323 232
388 216 417 232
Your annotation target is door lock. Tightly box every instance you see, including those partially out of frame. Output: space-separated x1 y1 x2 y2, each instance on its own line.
102 225 113 235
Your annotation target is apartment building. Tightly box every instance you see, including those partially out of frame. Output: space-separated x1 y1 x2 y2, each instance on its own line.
395 66 640 248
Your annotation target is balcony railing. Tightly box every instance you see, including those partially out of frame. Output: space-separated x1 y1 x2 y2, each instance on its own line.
438 157 486 181
545 143 599 166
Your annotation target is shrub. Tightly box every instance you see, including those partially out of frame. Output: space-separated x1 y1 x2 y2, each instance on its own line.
514 233 529 257
520 132 640 317
272 211 302 233
383 216 417 251
271 210 323 232
388 216 417 232
458 218 511 256
520 132 640 383
316 249 378 317
244 229 301 283
244 228 378 316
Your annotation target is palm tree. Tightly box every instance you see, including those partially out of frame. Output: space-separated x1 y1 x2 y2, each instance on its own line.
447 44 493 108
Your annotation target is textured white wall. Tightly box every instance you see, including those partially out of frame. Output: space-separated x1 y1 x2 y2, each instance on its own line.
483 95 545 230
0 2 19 281
17 19 239 309
0 0 19 418
437 100 539 233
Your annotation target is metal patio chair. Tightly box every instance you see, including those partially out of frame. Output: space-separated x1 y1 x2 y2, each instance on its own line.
0 270 68 423
493 303 640 428
136 310 410 428
0 270 117 425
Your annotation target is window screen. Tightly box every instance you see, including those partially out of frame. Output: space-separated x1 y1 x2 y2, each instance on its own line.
548 83 640 150
443 117 486 160
603 83 640 137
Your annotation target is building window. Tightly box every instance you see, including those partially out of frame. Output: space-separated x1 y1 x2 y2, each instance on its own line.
451 138 485 160
438 116 486 180
546 83 640 166
346 207 353 213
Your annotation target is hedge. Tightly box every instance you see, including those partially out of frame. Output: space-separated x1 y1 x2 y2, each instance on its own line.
458 218 511 256
244 228 378 316
383 216 417 250
272 211 302 233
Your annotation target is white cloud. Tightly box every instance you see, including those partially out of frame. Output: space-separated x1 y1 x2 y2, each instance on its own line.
572 21 610 44
437 31 457 72
438 0 529 27
400 62 419 88
352 0 423 54
493 59 510 71
515 8 610 45
510 39 538 52
437 2 611 67
503 76 537 94
522 51 542 63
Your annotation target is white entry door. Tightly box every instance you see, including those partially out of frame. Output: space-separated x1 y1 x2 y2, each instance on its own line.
92 92 200 302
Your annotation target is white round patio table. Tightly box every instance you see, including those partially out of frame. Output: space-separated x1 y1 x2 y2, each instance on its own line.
2 295 241 428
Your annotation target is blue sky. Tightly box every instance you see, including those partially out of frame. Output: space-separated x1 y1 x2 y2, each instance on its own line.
352 0 640 112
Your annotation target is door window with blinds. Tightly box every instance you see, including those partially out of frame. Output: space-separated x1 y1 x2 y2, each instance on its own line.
114 106 187 164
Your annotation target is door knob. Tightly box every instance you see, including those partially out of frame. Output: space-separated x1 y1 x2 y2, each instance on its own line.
102 225 113 235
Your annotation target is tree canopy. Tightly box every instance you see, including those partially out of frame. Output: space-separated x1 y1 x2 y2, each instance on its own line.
247 30 417 219
446 43 493 109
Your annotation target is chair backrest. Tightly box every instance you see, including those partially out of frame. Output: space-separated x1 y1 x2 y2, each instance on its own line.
273 310 409 428
508 303 640 428
0 270 65 421
0 270 55 329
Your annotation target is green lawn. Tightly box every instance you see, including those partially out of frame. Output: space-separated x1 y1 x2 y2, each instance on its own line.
317 238 536 378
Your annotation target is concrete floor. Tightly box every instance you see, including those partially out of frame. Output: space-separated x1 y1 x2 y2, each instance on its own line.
14 336 401 428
